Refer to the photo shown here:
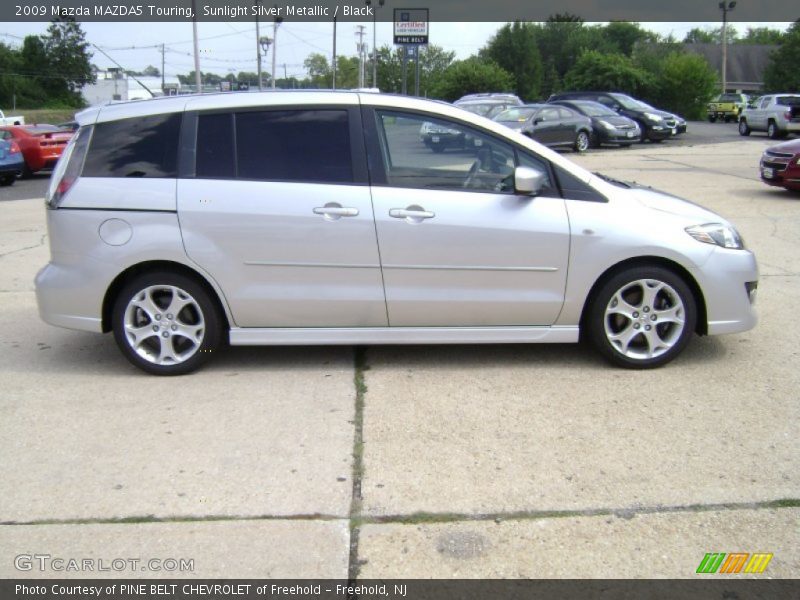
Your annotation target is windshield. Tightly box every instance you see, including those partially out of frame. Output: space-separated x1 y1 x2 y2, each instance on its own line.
573 102 616 117
494 107 538 122
610 93 648 110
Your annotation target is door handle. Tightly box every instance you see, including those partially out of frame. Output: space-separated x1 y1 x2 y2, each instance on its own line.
389 208 435 220
313 205 359 219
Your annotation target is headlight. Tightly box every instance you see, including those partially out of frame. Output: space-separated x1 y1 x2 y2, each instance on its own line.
644 112 663 122
685 223 744 249
598 120 615 130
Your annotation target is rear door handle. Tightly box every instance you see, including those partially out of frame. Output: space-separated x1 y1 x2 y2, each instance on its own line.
389 208 435 220
313 205 359 219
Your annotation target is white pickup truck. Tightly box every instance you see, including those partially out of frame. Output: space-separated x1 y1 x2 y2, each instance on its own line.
0 110 25 126
739 94 800 139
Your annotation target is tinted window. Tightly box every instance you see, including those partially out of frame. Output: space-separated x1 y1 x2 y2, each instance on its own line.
83 113 181 178
235 110 352 183
196 113 235 178
377 111 519 193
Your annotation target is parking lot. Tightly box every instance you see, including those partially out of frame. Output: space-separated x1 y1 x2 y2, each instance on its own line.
0 123 797 579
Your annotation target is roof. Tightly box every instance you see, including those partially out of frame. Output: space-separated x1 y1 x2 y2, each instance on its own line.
680 43 777 89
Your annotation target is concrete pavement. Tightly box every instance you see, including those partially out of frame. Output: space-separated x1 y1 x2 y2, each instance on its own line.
0 138 797 579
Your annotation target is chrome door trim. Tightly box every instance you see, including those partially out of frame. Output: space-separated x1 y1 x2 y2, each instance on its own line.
229 325 579 345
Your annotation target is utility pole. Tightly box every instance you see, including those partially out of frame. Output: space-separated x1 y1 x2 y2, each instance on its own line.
719 1 737 93
355 25 367 88
414 45 420 96
332 17 337 90
160 43 165 93
271 10 282 89
255 0 263 90
191 0 201 93
365 0 384 89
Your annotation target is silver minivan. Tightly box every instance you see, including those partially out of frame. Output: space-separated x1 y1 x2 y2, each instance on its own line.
36 91 758 374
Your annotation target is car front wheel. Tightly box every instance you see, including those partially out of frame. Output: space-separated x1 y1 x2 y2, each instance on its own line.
767 121 780 139
587 266 697 369
738 119 751 136
112 271 223 375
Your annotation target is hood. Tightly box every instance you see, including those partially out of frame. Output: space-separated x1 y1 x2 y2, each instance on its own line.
626 184 725 224
767 138 800 154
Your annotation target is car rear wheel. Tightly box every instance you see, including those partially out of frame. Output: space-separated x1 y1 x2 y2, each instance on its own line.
574 130 590 153
738 119 751 136
112 271 223 375
708 115 716 123
0 174 15 186
767 121 780 139
587 266 697 369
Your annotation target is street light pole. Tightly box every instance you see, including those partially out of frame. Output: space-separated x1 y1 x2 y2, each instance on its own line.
272 11 282 89
719 0 737 93
191 0 201 93
256 0 263 90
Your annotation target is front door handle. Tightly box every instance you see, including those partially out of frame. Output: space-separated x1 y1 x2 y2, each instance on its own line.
389 207 435 220
313 203 359 220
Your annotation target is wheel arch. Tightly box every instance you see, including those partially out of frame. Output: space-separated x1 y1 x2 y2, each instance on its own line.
101 260 231 333
579 256 708 336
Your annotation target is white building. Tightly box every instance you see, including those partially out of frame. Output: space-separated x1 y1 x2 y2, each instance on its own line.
82 69 182 105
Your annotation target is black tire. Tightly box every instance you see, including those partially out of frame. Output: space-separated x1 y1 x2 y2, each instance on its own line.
636 121 647 143
0 174 15 186
767 121 780 139
586 266 697 369
574 130 590 153
738 119 751 136
723 115 731 123
20 162 33 179
431 143 445 153
112 271 223 375
708 115 716 123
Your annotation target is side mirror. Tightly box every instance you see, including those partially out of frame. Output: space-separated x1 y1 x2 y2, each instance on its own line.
514 166 546 196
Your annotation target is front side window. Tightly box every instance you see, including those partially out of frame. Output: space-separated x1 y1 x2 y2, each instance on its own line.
83 113 181 178
377 111 516 193
235 109 353 183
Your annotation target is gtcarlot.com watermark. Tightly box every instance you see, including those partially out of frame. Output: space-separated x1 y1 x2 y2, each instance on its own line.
15 554 194 573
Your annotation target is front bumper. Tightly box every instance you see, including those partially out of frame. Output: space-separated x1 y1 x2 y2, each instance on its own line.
760 157 800 190
645 125 672 141
597 128 640 144
693 247 759 336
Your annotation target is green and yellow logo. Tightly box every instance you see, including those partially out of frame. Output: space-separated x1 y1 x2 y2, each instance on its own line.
696 552 773 574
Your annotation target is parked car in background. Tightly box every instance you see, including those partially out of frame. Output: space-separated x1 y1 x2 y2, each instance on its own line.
0 125 73 177
57 121 80 132
707 93 748 123
549 99 640 147
547 91 675 142
36 91 758 375
494 104 594 152
0 137 23 185
419 120 467 153
455 93 524 120
739 94 800 139
0 109 24 126
760 138 800 192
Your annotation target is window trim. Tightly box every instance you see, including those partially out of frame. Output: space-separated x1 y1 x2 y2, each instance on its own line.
181 104 368 186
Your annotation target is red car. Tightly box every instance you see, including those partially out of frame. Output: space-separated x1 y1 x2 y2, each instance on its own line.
760 138 800 192
0 125 73 177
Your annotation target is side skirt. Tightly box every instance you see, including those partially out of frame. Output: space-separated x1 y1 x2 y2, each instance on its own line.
229 326 580 346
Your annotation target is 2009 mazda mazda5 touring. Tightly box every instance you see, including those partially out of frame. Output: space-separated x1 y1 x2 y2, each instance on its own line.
35 91 758 375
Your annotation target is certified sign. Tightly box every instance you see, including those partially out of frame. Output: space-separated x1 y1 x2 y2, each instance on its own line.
393 8 429 45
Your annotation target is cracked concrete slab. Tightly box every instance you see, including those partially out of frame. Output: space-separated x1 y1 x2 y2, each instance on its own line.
0 519 350 578
358 508 800 578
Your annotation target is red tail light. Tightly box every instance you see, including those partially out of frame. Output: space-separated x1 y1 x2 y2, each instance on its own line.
785 110 792 121
9 141 20 154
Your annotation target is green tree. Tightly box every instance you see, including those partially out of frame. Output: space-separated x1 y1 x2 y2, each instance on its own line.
375 45 455 96
481 22 542 100
655 52 718 119
42 17 95 105
763 20 800 92
428 57 514 102
740 27 786 45
604 21 657 57
563 51 652 96
303 52 331 87
683 26 739 44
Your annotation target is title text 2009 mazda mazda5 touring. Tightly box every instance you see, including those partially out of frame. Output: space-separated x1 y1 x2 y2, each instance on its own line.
35 91 758 375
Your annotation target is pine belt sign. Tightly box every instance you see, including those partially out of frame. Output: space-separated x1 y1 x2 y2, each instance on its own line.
393 8 429 45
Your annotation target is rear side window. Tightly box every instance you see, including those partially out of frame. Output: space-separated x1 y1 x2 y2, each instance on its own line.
235 110 352 183
197 113 235 178
83 113 181 178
